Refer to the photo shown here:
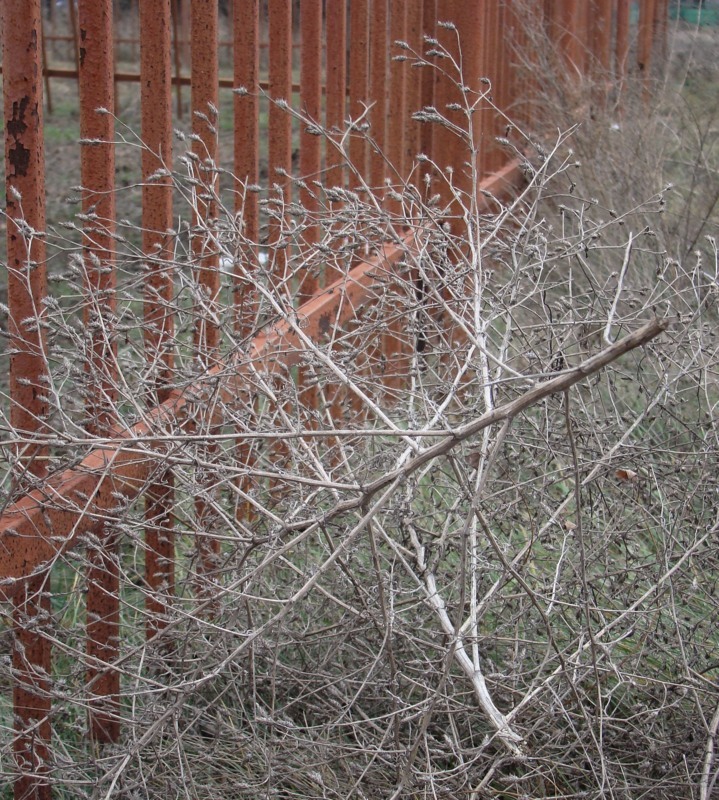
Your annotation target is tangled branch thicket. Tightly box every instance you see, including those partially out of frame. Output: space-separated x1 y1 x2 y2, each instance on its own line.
1 24 718 800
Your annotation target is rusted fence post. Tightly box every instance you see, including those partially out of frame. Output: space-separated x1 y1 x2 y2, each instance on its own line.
298 0 322 416
3 2 52 794
233 0 260 516
591 0 613 76
190 0 221 599
419 0 436 169
387 1 408 204
267 0 294 474
616 0 631 90
324 0 346 286
299 0 322 291
268 0 293 283
638 0 657 77
140 0 175 639
349 0 370 187
369 0 389 193
78 0 120 745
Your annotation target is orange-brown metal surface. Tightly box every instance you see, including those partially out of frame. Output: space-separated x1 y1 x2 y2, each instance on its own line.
233 0 260 305
349 0 369 188
325 0 347 263
387 1 408 195
13 575 52 800
140 0 175 639
3 3 52 794
190 0 221 597
298 0 323 414
268 0 293 282
592 0 613 75
299 0 322 290
267 0 294 470
638 0 657 76
0 164 525 600
0 230 443 587
190 0 220 362
419 0 436 174
233 0 261 516
78 0 120 744
404 0 423 173
79 0 119 742
369 0 389 193
616 0 631 85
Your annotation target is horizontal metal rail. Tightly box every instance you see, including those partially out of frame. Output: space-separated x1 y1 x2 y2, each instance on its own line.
0 159 523 598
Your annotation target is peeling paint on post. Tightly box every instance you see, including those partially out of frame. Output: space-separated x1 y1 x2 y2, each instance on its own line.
3 2 52 796
78 0 120 746
140 0 175 639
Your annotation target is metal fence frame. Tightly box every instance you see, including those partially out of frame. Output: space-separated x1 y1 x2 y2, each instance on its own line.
1 1 667 796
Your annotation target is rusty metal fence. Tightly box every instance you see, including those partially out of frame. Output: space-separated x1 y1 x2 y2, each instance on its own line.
1 1 667 796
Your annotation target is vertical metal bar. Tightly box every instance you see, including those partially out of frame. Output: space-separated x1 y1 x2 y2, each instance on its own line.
325 0 346 201
369 0 388 193
559 0 587 78
233 0 260 515
268 0 293 276
324 0 346 288
381 1 409 395
403 0 423 175
78 0 119 745
349 0 369 188
234 0 260 285
432 0 459 213
653 0 669 66
592 0 613 75
638 0 657 78
505 0 529 127
140 0 175 639
299 0 322 293
616 0 631 86
191 0 219 360
496 1 511 171
419 0 436 170
484 0 501 175
190 0 220 596
267 0 293 463
298 0 322 416
451 1 486 187
13 578 52 800
387 1 408 197
4 3 52 792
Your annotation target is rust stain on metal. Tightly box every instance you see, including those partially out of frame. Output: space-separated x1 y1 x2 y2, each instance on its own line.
0 232 422 592
140 0 174 637
189 0 221 600
77 0 119 745
3 2 51 795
